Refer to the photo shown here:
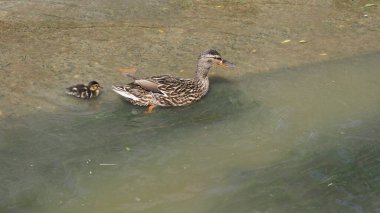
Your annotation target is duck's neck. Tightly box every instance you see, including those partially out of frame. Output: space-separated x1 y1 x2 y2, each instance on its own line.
195 63 211 81
192 61 211 96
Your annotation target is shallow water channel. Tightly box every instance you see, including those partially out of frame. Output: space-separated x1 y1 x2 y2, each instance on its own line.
1 0 380 212
1 52 380 212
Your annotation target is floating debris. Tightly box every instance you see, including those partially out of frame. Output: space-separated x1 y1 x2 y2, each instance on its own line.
125 146 131 151
250 49 257 54
281 39 291 44
158 29 165 33
216 5 223 8
319 53 328 56
0 62 11 70
363 3 377 8
118 67 137 75
299 40 307 43
99 163 117 166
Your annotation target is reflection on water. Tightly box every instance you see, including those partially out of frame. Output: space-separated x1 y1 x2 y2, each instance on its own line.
1 53 380 213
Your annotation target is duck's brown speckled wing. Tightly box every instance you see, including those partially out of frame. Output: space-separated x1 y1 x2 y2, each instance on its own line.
149 75 194 95
133 79 163 94
113 74 206 107
147 75 204 106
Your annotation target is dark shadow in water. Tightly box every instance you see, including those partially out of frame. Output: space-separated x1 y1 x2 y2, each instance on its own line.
207 119 380 213
107 75 259 137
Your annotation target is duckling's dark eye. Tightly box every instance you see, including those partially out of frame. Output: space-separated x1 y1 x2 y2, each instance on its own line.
214 57 222 60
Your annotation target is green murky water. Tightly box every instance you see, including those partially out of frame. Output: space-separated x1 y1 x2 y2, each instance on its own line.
1 0 380 212
1 52 380 213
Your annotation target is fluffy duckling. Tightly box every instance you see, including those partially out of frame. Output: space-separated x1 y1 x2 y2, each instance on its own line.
66 81 102 99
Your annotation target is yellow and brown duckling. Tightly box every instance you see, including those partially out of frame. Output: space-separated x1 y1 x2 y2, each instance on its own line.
112 49 235 113
66 81 102 99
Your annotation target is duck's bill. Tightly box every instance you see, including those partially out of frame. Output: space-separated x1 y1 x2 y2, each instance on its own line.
218 59 236 68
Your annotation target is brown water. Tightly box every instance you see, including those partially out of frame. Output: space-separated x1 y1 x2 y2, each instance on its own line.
1 1 380 213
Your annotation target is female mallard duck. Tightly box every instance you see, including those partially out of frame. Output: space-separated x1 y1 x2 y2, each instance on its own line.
66 81 102 99
112 49 235 112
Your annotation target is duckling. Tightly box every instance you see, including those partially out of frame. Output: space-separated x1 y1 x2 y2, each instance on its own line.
112 49 235 113
66 81 102 99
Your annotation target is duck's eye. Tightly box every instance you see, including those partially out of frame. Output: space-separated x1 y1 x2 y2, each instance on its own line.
214 57 222 60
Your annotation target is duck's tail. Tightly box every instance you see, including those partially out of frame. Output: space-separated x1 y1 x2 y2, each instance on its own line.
112 85 139 101
65 86 78 95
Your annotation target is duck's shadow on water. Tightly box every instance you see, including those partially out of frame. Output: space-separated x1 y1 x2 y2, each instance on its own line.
108 76 259 132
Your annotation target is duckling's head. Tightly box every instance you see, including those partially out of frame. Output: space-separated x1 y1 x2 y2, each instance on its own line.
88 81 102 91
198 49 235 70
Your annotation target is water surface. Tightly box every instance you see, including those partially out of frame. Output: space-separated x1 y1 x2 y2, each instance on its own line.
1 1 380 212
1 52 380 213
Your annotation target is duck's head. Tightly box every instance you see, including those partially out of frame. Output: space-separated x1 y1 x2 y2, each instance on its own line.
88 81 102 91
198 49 235 70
